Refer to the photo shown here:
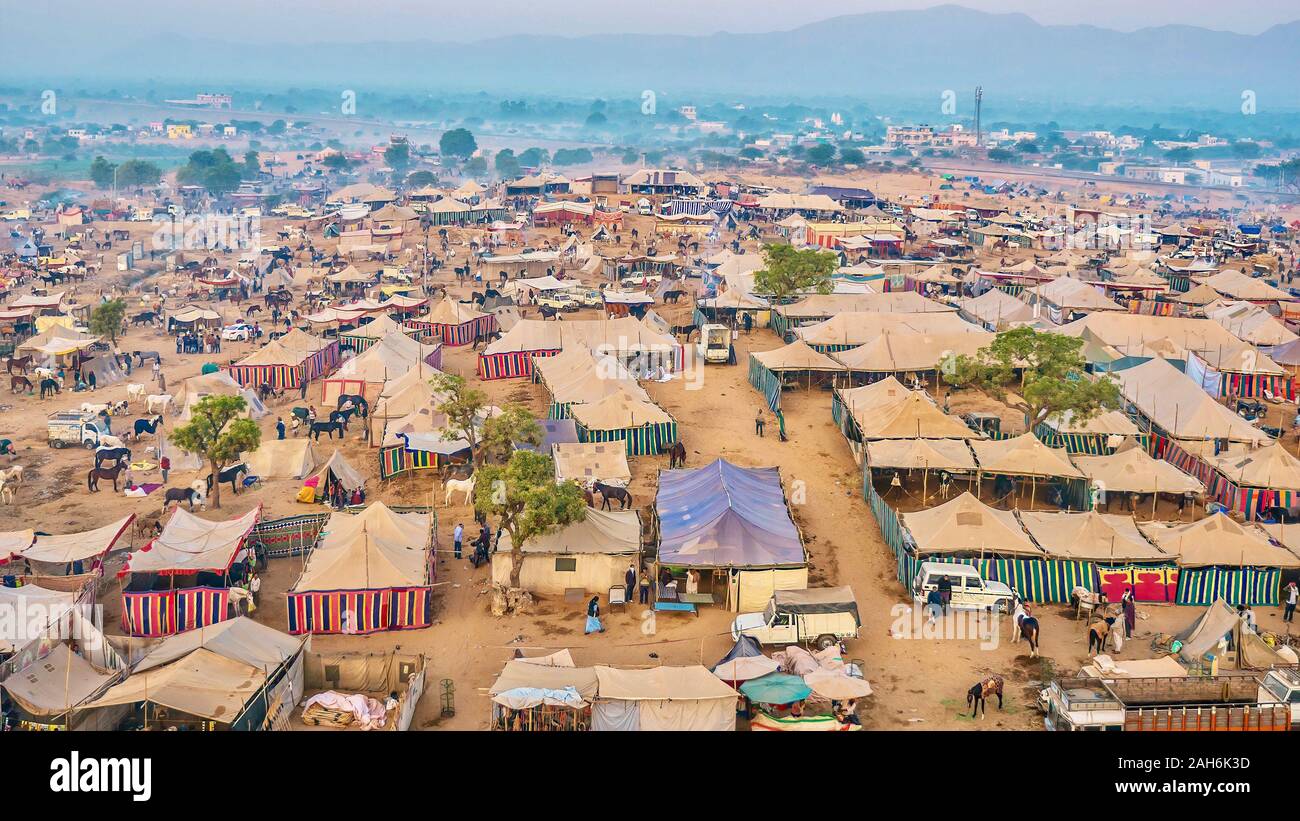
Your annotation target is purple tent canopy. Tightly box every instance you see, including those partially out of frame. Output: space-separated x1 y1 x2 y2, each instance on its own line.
655 459 805 568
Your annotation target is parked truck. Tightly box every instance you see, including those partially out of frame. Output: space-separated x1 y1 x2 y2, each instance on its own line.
1043 674 1291 731
47 411 113 449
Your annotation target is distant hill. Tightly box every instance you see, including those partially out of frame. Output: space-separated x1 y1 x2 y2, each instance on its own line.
9 5 1300 106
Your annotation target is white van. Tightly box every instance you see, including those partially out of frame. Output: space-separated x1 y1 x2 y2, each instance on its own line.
912 561 1014 613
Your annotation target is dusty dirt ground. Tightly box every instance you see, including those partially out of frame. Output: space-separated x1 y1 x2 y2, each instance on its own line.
6 164 1300 732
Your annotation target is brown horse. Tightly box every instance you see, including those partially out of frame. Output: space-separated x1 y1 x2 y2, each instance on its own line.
966 675 1005 718
87 463 127 493
10 374 32 394
667 441 687 469
6 355 31 374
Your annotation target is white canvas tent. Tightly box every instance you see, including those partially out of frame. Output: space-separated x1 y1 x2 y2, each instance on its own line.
243 438 316 480
492 509 640 595
591 665 737 731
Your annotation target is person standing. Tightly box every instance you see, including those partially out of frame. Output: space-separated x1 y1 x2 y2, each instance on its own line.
585 596 605 634
160 455 170 485
755 409 765 437
638 569 650 604
157 371 166 393
453 522 464 560
624 563 636 603
151 359 160 383
1285 581 1298 623
276 417 286 440
937 575 952 615
1122 588 1137 639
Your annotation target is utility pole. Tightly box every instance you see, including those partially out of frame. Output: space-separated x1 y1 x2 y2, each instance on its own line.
974 86 983 148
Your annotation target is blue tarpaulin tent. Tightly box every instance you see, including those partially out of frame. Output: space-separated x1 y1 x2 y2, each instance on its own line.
655 459 808 611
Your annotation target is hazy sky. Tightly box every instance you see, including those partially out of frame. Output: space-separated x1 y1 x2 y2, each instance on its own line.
4 0 1299 45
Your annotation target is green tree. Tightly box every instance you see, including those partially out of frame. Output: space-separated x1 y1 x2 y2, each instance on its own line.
89 156 117 188
805 143 836 165
552 148 593 166
242 150 261 180
752 243 837 302
170 395 261 510
987 148 1014 162
384 141 411 172
739 146 764 160
585 111 608 128
1165 146 1193 163
406 170 436 187
465 156 487 175
518 147 549 167
439 128 477 159
473 450 588 589
322 153 351 171
946 327 1122 426
88 298 126 344
203 163 243 197
839 147 865 165
494 149 521 179
116 160 161 187
431 373 489 469
479 404 542 465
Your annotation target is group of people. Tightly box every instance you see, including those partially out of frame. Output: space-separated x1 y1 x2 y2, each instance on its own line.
175 330 223 356
451 520 496 571
1086 588 1139 655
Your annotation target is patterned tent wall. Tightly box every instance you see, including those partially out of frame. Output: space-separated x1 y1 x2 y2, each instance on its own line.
286 587 433 634
379 444 451 480
547 402 574 420
864 466 911 587
1033 423 1150 455
479 349 560 380
227 362 301 390
121 587 231 637
404 314 498 347
576 420 678 456
1096 564 1179 602
917 556 1096 602
250 513 330 559
301 342 342 382
1159 438 1283 517
226 341 341 390
1175 566 1280 606
1218 371 1296 401
748 356 783 412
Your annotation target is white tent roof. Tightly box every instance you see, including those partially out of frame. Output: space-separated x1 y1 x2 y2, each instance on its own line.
292 503 430 591
124 507 262 575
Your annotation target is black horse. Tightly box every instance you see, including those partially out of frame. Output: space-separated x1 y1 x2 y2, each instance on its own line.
39 378 60 399
132 415 163 439
163 486 201 511
310 420 344 440
258 382 282 402
593 481 632 510
131 311 158 326
206 463 247 496
336 394 369 418
94 447 131 468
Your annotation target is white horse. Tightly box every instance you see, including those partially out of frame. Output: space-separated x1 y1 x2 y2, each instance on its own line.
0 465 24 485
0 478 13 505
444 474 476 506
146 394 173 414
80 402 109 415
126 383 147 403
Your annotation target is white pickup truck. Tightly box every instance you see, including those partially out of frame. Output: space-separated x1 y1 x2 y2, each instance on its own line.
731 587 861 650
